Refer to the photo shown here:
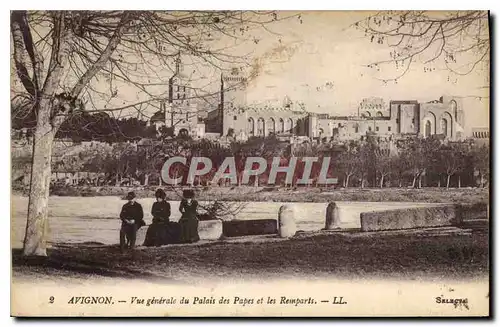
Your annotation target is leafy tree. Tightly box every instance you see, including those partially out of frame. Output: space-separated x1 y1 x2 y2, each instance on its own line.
397 136 441 188
436 143 467 188
357 137 378 188
374 148 398 188
471 143 489 188
337 140 360 188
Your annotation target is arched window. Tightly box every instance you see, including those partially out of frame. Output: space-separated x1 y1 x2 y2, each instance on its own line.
376 111 383 117
279 118 285 133
267 118 276 135
288 118 294 133
441 118 448 137
247 118 255 136
450 100 458 120
365 111 371 117
425 120 432 138
257 118 265 136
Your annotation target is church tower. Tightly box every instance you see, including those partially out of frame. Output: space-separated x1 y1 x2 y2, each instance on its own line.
164 52 198 136
220 67 248 136
168 52 190 106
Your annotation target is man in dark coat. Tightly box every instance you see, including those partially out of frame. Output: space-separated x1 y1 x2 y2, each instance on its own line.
119 192 145 251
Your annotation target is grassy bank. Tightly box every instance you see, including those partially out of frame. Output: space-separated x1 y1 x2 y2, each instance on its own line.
12 185 489 204
12 229 489 283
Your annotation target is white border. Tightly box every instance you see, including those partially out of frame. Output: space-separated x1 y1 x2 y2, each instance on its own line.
2 1 497 326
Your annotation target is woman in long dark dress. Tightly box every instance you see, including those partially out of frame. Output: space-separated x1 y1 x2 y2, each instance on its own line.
179 189 200 243
143 189 172 246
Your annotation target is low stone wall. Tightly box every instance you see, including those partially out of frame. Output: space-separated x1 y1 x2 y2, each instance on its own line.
222 219 278 237
360 202 488 232
360 206 456 232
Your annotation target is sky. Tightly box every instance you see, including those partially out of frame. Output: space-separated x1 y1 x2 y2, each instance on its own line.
236 11 489 133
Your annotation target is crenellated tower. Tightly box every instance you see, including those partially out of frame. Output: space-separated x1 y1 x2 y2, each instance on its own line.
220 67 248 136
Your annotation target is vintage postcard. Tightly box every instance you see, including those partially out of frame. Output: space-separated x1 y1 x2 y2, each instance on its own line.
10 10 490 317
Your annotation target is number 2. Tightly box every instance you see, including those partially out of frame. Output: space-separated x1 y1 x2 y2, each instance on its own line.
49 296 54 304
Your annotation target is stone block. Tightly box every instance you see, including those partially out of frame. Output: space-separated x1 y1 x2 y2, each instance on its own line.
199 219 223 240
324 202 341 230
360 205 457 232
278 204 297 238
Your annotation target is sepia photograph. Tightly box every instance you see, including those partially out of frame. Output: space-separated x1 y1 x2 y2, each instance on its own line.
9 7 490 317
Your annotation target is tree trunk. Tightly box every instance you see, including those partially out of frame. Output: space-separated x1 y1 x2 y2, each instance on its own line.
115 174 120 186
17 12 73 256
438 178 441 188
479 172 484 188
361 177 365 189
143 174 149 186
398 179 402 188
23 116 56 256
458 175 461 188
159 176 162 186
446 174 451 189
345 174 351 188
379 175 384 188
418 175 422 189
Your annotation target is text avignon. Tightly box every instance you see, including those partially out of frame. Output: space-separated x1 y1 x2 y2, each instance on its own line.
68 296 113 304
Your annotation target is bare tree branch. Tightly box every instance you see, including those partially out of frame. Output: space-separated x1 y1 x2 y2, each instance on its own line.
355 10 489 82
70 12 132 98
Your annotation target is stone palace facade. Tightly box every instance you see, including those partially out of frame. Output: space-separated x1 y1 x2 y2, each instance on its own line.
149 61 466 143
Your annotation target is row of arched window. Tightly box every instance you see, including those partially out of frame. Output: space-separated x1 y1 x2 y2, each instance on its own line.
423 112 454 138
473 131 489 138
247 117 296 136
360 111 385 118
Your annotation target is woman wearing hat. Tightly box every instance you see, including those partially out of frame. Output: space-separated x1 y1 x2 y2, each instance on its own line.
178 189 200 243
143 189 172 247
119 191 145 251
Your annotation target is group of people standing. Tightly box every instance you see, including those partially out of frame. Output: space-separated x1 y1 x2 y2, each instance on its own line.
119 189 200 251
